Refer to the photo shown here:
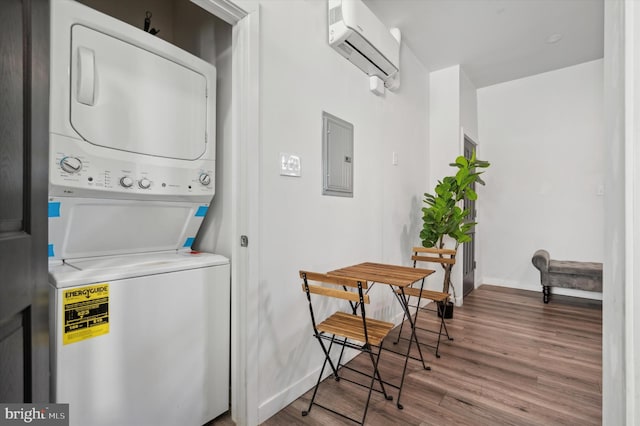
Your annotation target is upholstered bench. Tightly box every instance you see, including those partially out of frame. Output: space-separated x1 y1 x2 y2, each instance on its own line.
531 249 603 303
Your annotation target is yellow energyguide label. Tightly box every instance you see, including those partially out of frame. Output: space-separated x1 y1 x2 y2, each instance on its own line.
63 283 109 345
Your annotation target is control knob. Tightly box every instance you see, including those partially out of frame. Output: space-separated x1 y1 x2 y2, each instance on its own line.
199 173 211 186
120 176 133 188
138 177 151 189
60 156 82 174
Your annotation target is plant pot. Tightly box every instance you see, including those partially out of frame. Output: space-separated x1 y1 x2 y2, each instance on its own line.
437 301 454 319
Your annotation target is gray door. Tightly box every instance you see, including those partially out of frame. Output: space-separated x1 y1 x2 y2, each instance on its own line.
462 136 476 297
0 0 49 402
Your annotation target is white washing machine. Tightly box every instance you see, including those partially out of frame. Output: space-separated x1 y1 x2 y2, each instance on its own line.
48 2 229 425
49 251 230 426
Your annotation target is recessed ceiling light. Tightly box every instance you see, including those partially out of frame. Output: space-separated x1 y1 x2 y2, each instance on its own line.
546 33 563 44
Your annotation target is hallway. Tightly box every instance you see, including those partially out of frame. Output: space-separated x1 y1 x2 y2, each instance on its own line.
259 285 601 425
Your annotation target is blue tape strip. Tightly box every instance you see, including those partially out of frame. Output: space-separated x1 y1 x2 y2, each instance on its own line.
183 237 195 248
48 244 54 257
195 206 208 217
48 202 61 218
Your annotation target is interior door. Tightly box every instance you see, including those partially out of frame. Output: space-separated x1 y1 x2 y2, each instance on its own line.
462 136 477 297
0 0 49 402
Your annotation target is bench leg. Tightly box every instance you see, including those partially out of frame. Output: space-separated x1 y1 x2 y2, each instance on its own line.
543 286 550 304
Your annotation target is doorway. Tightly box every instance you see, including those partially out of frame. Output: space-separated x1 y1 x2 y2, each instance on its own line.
462 135 477 297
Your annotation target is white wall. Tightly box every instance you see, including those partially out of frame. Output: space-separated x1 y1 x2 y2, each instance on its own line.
427 65 480 302
256 1 429 421
477 59 604 299
190 13 234 259
79 0 176 42
603 1 626 422
603 0 640 423
429 66 461 191
167 1 235 259
460 68 479 142
624 2 640 421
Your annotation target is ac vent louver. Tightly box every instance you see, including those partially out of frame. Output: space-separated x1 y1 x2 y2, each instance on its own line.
337 43 353 55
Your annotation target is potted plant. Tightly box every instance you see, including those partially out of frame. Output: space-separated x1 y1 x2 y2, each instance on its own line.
420 150 490 315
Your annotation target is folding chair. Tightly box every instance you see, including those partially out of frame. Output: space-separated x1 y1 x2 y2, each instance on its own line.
300 271 394 425
394 247 455 358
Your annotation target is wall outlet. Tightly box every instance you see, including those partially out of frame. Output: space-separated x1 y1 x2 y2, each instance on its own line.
280 153 301 177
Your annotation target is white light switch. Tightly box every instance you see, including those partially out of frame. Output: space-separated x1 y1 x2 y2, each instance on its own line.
280 153 301 177
392 152 398 165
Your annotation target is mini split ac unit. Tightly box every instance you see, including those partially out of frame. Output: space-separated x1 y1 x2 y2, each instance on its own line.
328 0 400 85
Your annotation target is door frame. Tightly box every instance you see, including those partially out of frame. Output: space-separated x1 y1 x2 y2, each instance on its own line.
189 1 260 424
462 134 478 297
30 0 50 402
454 127 481 305
0 0 50 402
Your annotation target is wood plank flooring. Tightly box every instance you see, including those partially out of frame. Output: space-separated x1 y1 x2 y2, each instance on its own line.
215 285 602 425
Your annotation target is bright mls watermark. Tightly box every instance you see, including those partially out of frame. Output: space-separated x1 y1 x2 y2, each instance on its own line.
0 404 68 425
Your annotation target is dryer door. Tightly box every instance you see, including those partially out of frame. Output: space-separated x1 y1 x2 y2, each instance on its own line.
70 24 209 160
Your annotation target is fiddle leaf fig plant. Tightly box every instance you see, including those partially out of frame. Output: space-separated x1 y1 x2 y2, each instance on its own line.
420 150 490 294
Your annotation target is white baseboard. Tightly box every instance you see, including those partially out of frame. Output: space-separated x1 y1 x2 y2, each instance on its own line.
258 302 431 423
481 277 603 301
257 347 358 423
552 287 603 300
482 277 538 291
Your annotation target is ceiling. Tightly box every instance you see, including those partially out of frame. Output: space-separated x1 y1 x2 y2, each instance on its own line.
363 0 604 88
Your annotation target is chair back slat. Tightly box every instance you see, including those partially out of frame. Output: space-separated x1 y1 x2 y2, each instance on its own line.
412 247 457 268
411 247 456 295
413 246 457 256
412 255 456 265
301 283 370 304
300 270 368 289
300 270 379 349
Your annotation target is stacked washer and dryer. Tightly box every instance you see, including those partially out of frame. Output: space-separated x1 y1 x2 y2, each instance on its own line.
47 2 229 425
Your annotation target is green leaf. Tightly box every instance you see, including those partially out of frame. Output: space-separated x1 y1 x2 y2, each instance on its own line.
466 188 478 200
460 222 475 233
455 156 468 168
457 234 472 243
443 176 456 186
420 152 488 249
456 168 469 186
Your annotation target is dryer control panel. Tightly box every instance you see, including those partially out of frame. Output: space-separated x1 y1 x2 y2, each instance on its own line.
49 0 217 204
49 134 215 202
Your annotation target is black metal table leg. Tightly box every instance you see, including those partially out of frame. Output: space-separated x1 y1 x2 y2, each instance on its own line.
391 283 431 409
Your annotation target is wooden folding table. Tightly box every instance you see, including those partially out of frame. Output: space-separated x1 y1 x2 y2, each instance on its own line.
328 262 435 409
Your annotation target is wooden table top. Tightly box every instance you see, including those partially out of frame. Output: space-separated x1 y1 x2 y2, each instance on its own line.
328 262 435 288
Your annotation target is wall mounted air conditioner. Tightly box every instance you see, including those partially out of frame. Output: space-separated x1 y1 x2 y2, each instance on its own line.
328 0 400 85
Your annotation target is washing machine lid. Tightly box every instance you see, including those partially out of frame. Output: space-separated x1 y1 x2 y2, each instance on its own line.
49 251 229 288
47 197 209 260
70 24 210 160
